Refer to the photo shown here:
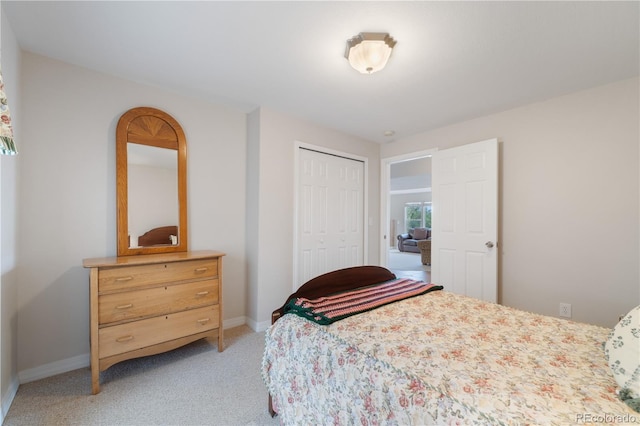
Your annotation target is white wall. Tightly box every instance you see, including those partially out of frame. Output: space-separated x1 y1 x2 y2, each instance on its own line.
16 52 247 378
0 3 21 418
381 77 640 327
247 108 381 330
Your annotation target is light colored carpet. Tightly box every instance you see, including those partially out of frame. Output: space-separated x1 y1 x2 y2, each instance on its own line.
4 326 278 426
388 249 430 272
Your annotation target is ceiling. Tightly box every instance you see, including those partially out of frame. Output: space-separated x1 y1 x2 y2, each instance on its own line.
3 1 639 144
390 157 431 192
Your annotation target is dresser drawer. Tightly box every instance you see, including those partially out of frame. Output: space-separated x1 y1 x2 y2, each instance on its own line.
98 279 219 325
98 258 218 293
99 305 220 358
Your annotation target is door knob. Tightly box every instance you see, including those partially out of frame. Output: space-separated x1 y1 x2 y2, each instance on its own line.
485 241 494 248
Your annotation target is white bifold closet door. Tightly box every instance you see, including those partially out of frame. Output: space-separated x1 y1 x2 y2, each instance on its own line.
296 148 365 289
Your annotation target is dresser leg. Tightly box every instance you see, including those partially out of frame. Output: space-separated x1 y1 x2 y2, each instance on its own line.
89 267 100 394
91 365 100 394
218 329 225 352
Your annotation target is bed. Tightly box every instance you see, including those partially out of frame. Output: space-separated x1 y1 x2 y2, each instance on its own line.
136 225 177 247
262 266 639 425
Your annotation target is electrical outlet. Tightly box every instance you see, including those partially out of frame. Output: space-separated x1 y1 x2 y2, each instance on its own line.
559 303 572 318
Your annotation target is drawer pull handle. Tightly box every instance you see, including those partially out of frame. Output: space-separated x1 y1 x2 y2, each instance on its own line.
116 335 134 343
115 276 133 282
116 303 133 310
196 291 209 297
194 267 208 273
197 318 210 324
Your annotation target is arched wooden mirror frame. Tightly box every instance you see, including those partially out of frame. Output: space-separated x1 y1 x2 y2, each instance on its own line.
116 107 188 256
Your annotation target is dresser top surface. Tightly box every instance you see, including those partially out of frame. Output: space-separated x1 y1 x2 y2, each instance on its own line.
82 250 225 268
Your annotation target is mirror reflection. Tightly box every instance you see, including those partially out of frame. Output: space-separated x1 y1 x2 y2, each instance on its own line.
127 143 179 248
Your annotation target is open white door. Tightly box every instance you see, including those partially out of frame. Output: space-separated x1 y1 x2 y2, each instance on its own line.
431 139 498 302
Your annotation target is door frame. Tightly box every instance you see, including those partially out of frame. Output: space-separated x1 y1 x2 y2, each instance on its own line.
380 149 437 268
293 141 369 291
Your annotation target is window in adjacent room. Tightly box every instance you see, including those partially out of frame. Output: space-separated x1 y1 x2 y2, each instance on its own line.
423 202 432 228
404 202 431 232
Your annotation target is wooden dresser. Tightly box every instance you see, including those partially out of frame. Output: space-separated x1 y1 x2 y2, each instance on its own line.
82 250 225 394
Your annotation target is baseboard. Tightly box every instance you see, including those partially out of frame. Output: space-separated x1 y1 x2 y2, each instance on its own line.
227 315 269 332
0 375 19 423
17 317 248 385
223 316 246 330
18 352 90 385
246 317 271 332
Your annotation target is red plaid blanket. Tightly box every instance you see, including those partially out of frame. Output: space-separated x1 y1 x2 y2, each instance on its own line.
284 278 442 325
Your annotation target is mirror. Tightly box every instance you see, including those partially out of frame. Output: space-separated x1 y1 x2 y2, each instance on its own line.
116 107 188 256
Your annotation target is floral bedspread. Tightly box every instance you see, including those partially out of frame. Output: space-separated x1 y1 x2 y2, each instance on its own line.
262 290 638 425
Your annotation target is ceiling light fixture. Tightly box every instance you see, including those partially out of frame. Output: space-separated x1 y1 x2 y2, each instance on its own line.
345 32 396 74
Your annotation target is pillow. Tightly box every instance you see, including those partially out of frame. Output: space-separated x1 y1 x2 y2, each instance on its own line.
413 227 428 240
604 305 640 408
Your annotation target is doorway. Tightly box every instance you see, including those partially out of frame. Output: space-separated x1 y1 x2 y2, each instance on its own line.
381 150 435 282
381 140 498 297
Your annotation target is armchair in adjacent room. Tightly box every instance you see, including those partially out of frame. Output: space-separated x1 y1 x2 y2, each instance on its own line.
397 227 431 254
